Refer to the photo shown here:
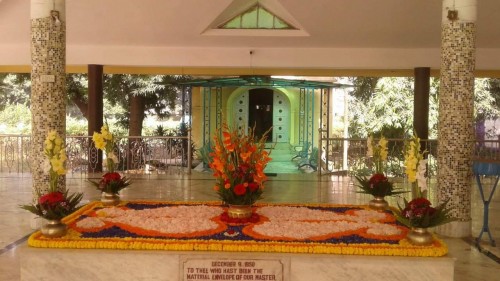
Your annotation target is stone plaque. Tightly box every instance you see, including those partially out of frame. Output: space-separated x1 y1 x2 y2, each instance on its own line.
182 258 283 281
41 74 55 83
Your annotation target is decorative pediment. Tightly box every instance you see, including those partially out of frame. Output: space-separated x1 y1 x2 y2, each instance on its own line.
202 0 308 36
218 3 296 30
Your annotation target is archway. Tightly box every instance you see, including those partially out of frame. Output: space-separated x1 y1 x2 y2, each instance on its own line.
229 87 291 143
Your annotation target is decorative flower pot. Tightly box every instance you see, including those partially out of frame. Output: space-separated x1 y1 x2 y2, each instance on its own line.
227 205 253 219
101 192 120 206
369 196 388 210
407 227 434 246
41 219 67 238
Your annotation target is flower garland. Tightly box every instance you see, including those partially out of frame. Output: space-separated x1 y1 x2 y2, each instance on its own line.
27 201 448 257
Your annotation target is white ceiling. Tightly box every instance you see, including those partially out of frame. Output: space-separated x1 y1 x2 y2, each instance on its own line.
1 0 499 72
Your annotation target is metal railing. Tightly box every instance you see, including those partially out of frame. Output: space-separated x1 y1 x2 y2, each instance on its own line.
0 134 192 177
318 136 439 180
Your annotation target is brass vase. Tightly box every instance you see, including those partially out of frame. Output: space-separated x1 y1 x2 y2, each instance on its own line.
227 204 253 219
40 219 67 238
101 192 120 206
407 227 434 246
369 196 389 210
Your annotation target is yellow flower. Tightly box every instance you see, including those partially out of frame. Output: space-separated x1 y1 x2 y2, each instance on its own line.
44 139 53 150
405 136 424 185
47 130 57 141
92 132 106 150
55 136 62 146
59 149 67 161
378 137 388 161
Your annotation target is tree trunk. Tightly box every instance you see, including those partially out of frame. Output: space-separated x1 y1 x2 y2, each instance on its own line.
129 95 145 136
127 95 145 169
71 96 88 120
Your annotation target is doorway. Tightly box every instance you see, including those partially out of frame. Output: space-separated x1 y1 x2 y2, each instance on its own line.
248 88 273 141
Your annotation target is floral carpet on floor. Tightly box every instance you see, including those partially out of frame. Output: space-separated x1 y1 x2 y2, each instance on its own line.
28 201 448 257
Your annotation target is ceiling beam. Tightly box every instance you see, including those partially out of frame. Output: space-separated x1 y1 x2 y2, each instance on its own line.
1 65 500 78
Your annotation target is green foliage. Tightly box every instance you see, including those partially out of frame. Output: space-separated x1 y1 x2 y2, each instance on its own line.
348 77 441 139
0 74 31 110
0 104 31 134
354 174 406 197
154 125 167 136
475 78 500 120
393 198 455 228
20 190 83 220
103 74 191 133
348 77 380 103
66 115 88 135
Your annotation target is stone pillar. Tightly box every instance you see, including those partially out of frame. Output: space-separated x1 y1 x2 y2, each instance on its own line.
436 0 476 237
414 67 430 142
30 0 66 195
88 64 104 172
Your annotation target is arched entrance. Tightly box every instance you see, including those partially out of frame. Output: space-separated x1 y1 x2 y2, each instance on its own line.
232 88 290 143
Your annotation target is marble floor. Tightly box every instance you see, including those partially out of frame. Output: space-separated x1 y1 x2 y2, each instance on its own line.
0 171 499 281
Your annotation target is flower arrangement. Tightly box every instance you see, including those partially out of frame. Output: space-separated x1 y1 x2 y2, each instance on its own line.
367 135 388 174
92 124 119 172
209 124 272 206
90 125 130 194
393 197 454 229
356 173 399 197
91 171 131 194
20 130 83 220
355 135 404 197
394 134 454 231
404 134 428 198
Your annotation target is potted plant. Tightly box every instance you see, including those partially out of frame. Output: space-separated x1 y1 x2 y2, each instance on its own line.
90 125 130 206
393 197 454 245
20 130 83 238
355 135 405 210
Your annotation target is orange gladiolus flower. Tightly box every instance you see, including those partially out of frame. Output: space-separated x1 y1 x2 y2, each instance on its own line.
208 124 271 205
240 151 252 162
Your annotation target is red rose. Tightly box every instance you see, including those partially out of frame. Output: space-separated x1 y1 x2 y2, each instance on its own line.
233 184 247 195
408 198 431 209
369 173 387 185
39 191 65 206
248 182 259 192
102 172 121 183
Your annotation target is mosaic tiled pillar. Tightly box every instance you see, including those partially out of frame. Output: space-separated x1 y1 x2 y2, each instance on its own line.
436 0 476 237
30 0 66 196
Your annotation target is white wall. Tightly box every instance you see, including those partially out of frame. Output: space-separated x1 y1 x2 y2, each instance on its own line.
2 45 500 71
